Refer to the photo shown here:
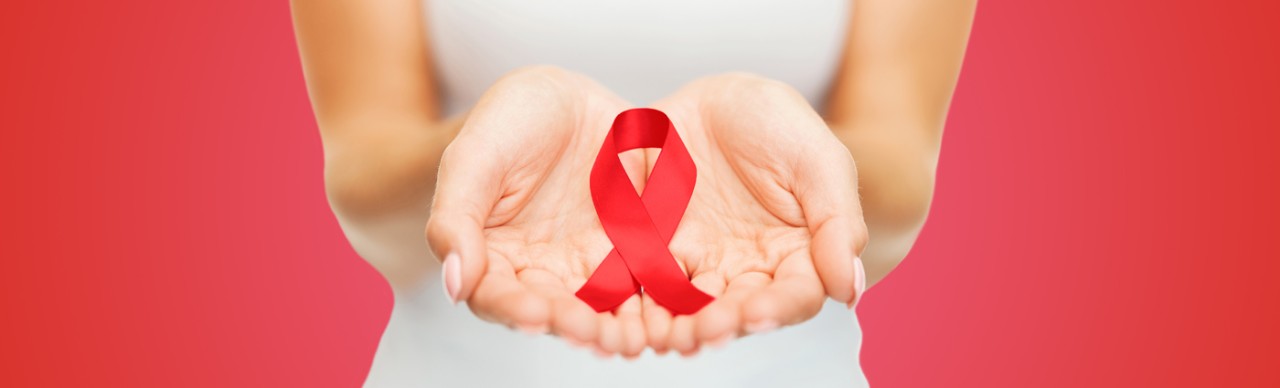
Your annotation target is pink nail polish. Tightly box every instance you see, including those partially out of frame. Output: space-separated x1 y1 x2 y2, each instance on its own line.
442 252 461 304
850 256 866 309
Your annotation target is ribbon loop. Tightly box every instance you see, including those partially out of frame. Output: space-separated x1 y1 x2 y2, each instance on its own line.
575 108 713 315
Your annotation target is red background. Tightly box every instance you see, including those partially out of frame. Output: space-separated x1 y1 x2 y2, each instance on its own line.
2 1 1277 387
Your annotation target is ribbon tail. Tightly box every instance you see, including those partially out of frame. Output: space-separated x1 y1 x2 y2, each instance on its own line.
575 249 639 312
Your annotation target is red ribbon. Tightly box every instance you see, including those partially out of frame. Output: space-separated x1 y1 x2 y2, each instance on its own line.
575 108 714 315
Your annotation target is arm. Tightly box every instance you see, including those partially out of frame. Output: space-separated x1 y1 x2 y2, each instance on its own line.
291 0 460 289
294 0 645 345
825 0 977 285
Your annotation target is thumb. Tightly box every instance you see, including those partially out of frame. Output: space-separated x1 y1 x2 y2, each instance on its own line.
791 139 870 307
425 142 501 304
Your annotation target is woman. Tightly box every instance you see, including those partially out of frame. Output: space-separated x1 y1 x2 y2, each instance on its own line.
291 0 974 386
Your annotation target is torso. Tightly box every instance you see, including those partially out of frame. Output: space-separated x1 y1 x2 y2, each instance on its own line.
363 1 867 386
428 0 849 116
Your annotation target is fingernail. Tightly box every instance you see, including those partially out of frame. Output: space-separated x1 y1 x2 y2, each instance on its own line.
705 332 736 350
442 252 461 304
565 337 590 349
745 320 778 334
593 346 613 360
849 256 866 309
515 323 548 336
678 348 701 358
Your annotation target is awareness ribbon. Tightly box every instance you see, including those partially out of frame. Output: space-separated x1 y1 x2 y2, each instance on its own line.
575 108 714 315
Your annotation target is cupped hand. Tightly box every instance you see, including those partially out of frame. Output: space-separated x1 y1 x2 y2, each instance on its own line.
642 73 870 355
425 66 652 357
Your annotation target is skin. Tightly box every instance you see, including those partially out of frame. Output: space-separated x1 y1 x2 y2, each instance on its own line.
291 0 974 358
645 74 868 355
426 68 645 355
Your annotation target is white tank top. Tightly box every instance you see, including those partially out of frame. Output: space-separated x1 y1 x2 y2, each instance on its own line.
364 1 868 387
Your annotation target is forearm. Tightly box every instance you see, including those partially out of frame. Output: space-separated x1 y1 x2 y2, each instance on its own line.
322 115 466 290
293 0 466 290
323 115 464 218
831 123 939 286
823 0 974 285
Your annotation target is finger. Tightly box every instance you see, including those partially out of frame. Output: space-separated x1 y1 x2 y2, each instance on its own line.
466 258 552 331
740 251 826 330
595 311 622 358
616 295 646 360
668 273 726 356
641 292 673 355
425 141 504 304
518 268 598 346
790 143 870 306
693 271 770 347
670 316 698 358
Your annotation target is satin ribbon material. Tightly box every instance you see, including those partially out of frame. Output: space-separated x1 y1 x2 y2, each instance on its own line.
575 108 714 315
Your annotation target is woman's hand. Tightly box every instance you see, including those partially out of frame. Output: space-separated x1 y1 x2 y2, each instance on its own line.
429 69 869 358
643 73 870 355
425 66 655 357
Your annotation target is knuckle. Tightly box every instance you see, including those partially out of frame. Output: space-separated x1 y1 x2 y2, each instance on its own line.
853 220 871 247
474 65 582 118
437 137 470 165
494 65 575 90
424 212 446 239
708 71 768 86
712 72 805 102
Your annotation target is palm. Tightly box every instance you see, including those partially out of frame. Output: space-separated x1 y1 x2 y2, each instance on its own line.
479 91 620 292
428 67 653 357
640 75 865 355
674 112 819 299
431 70 866 358
676 114 816 279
